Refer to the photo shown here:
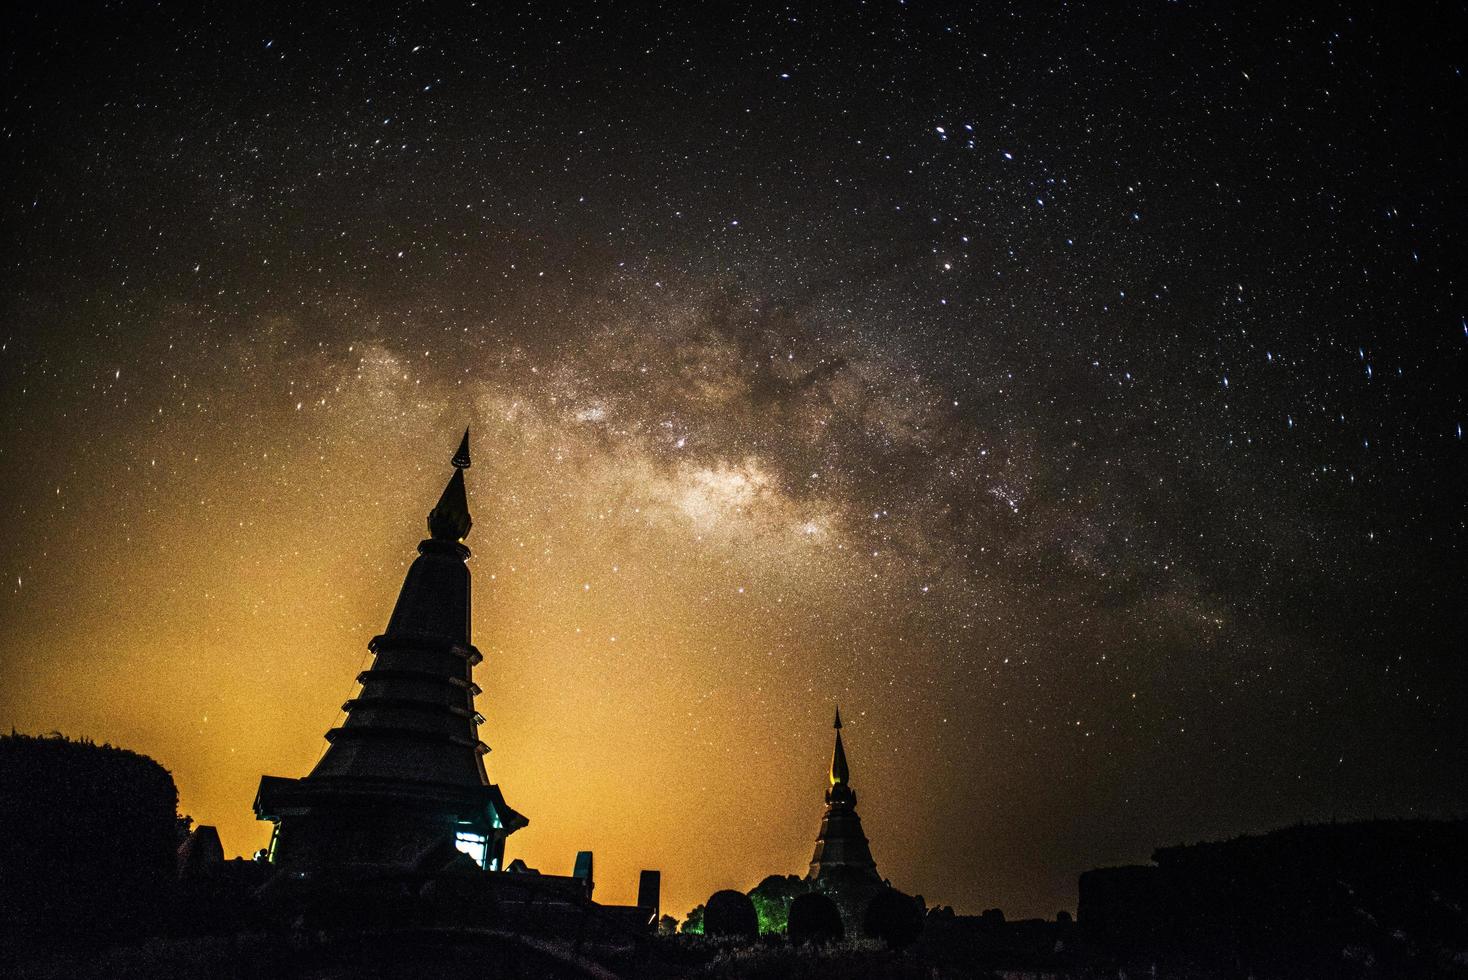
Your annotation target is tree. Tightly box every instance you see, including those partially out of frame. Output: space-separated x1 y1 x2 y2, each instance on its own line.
704 889 759 940
747 873 809 934
788 891 844 944
862 887 925 950
680 903 705 934
0 733 181 949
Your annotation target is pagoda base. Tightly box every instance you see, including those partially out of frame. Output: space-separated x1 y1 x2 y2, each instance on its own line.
256 774 523 875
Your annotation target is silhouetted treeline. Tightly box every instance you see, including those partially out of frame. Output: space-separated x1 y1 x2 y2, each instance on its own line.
0 732 179 950
1079 818 1468 978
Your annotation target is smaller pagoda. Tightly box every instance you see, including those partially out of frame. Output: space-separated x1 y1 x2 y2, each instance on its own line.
807 708 880 882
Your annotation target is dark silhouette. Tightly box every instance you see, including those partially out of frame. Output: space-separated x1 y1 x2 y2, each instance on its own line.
916 907 1074 978
8 734 1465 978
788 891 845 944
1078 818 1468 977
703 888 759 939
747 873 808 933
636 869 660 922
798 709 889 934
175 824 224 878
0 733 178 951
863 887 925 950
255 431 527 877
807 707 880 882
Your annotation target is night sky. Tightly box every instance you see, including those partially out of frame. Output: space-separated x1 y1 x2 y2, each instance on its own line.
2 3 1465 919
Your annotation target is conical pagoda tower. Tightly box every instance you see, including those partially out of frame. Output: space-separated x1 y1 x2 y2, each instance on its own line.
255 430 526 874
807 708 879 882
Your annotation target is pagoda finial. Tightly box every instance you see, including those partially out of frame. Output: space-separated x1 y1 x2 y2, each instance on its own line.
452 428 472 469
428 430 473 542
829 708 850 789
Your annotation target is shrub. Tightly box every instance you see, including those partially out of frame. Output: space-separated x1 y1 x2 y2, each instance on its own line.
703 888 759 939
747 873 808 934
862 887 924 950
788 890 844 944
0 732 180 948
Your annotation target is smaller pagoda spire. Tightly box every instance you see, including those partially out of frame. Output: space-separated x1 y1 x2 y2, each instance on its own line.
428 429 473 542
830 707 850 789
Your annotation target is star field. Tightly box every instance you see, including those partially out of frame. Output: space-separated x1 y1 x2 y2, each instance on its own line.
1 2 1465 918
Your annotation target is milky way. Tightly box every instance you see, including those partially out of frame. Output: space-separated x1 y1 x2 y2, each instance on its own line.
1 3 1465 917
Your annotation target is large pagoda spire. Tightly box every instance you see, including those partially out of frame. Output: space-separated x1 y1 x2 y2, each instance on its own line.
808 706 879 882
382 431 476 645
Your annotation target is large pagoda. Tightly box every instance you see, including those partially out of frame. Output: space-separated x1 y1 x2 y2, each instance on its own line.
255 430 526 875
807 708 880 883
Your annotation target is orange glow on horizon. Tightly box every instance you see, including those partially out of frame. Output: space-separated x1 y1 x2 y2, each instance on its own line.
0 372 1012 917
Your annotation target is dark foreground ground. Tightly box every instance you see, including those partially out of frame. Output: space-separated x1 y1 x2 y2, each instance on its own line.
10 925 1468 980
8 930 980 980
